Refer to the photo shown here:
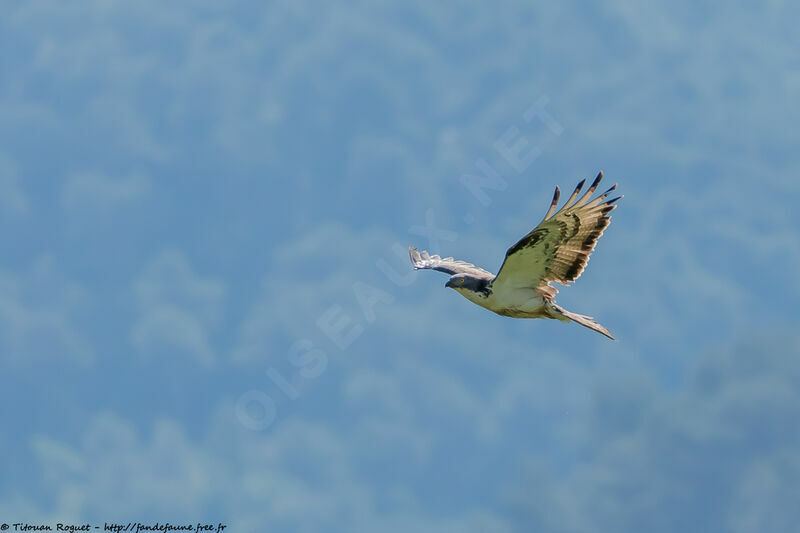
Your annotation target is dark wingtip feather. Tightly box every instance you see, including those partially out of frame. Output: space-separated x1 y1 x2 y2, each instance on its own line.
543 185 561 220
573 171 606 207
561 178 586 210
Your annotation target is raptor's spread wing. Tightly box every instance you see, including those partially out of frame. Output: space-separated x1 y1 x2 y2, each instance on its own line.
409 247 494 280
491 171 621 296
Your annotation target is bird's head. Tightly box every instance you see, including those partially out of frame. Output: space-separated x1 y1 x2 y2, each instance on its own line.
445 275 467 289
445 275 488 294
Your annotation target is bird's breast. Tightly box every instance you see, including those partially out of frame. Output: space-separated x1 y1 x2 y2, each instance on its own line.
459 285 547 318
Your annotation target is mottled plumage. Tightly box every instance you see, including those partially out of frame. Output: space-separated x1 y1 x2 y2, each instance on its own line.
409 171 621 340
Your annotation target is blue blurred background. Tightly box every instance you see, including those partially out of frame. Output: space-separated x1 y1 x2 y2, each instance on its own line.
1 1 799 531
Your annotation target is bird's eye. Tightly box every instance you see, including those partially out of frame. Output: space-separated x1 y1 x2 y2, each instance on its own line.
459 278 465 284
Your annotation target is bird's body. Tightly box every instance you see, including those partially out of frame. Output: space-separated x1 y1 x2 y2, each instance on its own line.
410 171 621 340
452 282 550 319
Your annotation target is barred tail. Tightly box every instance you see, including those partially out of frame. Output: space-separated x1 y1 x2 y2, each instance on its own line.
550 304 616 340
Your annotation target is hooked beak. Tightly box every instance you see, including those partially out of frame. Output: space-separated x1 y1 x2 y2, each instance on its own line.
445 279 454 288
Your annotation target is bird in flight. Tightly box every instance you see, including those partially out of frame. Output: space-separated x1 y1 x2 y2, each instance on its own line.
409 171 621 340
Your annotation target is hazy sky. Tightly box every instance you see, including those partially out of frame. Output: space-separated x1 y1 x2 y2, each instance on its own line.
1 1 799 532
